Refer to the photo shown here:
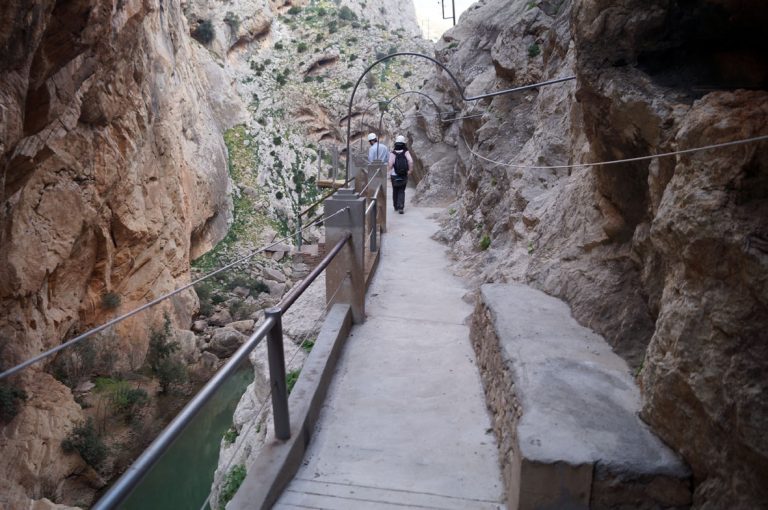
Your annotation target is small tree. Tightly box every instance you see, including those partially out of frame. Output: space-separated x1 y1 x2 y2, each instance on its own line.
0 383 27 423
61 418 107 469
223 11 240 33
192 19 215 45
146 314 187 393
338 6 357 20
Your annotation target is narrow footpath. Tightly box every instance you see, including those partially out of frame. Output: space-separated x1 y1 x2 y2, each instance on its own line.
274 193 506 509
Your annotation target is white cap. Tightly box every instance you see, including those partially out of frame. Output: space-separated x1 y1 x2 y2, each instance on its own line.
395 135 406 143
367 133 377 141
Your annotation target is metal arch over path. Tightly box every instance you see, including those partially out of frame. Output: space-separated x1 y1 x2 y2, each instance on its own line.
357 90 442 153
355 99 407 152
343 51 576 181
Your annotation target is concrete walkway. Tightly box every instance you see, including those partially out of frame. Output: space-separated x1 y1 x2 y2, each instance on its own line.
274 194 506 509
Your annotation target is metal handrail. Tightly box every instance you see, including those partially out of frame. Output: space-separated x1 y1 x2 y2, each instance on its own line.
278 233 351 310
92 315 277 510
0 209 348 381
93 232 353 509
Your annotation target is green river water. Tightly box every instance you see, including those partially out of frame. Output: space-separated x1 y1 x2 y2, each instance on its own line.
119 362 253 510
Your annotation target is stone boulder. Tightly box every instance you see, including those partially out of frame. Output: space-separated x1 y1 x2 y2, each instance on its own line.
262 267 286 283
175 329 201 364
192 320 208 333
227 319 255 335
207 328 246 358
208 309 233 327
264 280 287 298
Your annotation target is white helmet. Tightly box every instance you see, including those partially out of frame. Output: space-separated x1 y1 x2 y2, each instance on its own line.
395 135 406 143
367 133 377 141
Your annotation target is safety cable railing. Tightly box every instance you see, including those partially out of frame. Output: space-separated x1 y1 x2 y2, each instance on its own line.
196 274 348 510
93 227 354 509
343 51 576 181
461 133 768 170
0 208 349 381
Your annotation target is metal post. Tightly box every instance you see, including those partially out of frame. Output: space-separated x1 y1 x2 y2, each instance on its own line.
324 190 366 323
356 167 368 195
332 146 339 182
318 147 323 182
265 308 290 440
371 198 378 252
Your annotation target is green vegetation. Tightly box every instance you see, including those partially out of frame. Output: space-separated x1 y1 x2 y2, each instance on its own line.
338 6 357 21
274 41 284 50
286 369 300 395
62 418 107 469
527 241 535 254
0 383 27 423
479 234 491 251
147 314 187 394
267 149 321 237
223 426 238 445
101 291 121 310
219 465 247 508
634 357 645 377
297 42 308 53
528 43 541 58
192 125 269 271
192 19 215 45
274 69 289 86
225 274 270 296
287 5 302 15
95 378 149 422
301 339 315 353
340 81 353 89
224 11 240 32
447 41 459 49
52 338 97 389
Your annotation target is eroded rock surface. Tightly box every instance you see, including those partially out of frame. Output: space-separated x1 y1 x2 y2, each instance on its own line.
408 0 768 507
0 0 241 505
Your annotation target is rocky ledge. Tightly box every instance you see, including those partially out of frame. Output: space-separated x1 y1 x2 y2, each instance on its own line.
471 283 691 509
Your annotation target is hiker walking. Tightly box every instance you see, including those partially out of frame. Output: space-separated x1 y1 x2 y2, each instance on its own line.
367 133 388 162
388 135 412 214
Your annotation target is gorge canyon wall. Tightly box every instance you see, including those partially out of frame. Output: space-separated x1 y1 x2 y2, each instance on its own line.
0 0 240 505
407 0 767 508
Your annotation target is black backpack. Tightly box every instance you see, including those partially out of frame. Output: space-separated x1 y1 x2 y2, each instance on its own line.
393 150 409 177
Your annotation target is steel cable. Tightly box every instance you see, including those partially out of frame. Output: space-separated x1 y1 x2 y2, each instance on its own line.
0 207 350 380
462 134 768 170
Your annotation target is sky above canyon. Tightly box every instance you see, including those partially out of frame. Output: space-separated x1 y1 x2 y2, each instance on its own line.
413 0 474 40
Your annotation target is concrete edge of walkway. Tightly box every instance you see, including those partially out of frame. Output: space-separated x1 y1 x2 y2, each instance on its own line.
228 303 353 510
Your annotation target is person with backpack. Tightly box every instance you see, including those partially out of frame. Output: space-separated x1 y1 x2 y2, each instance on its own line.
388 135 413 214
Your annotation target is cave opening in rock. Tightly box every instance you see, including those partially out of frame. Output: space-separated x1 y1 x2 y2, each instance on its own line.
636 0 768 95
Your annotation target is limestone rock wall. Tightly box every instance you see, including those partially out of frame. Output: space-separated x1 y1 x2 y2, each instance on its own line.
408 0 768 507
0 0 241 505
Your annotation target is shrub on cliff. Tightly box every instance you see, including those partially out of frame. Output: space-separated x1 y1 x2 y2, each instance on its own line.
219 465 246 508
61 418 107 469
338 6 357 21
223 11 240 33
147 314 187 393
0 383 27 423
192 19 215 45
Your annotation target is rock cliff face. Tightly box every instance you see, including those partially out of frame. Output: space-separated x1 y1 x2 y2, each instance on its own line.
408 0 767 507
0 0 241 505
